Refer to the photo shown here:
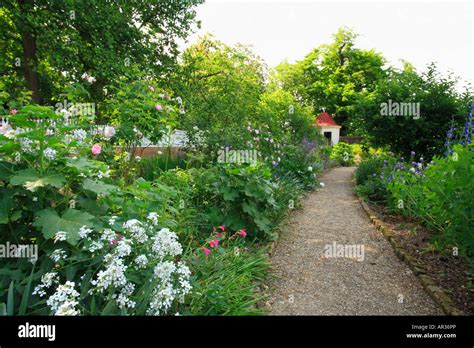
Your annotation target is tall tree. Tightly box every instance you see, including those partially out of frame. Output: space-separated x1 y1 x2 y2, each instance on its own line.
170 34 266 153
272 27 386 134
354 63 472 159
0 0 204 105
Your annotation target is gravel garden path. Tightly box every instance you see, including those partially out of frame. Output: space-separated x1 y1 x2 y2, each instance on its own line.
266 166 442 315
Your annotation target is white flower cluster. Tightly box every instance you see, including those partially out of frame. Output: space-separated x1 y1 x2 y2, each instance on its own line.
148 260 191 315
43 147 57 160
20 138 34 153
151 228 183 260
78 225 93 239
33 272 58 298
147 212 159 226
53 231 67 243
50 249 67 262
46 281 80 316
112 282 136 310
134 254 148 269
90 254 128 292
123 219 148 243
81 72 96 84
93 217 191 315
34 214 192 316
72 128 87 142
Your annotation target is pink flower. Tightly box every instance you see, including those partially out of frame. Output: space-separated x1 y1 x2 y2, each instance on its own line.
215 232 222 237
218 225 225 231
209 239 219 248
155 104 163 111
149 85 155 92
91 143 101 155
103 126 115 138
237 229 247 237
201 247 210 256
10 109 17 115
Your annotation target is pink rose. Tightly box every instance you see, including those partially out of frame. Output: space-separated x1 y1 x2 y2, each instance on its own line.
155 104 163 111
10 109 17 115
91 143 101 155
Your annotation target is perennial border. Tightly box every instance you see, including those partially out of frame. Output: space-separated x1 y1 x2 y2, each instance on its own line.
353 175 464 316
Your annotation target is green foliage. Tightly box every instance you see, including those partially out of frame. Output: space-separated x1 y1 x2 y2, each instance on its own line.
171 35 265 157
0 0 204 104
388 144 474 257
330 142 355 166
355 176 389 203
193 164 280 240
272 143 321 190
136 152 186 182
354 63 472 159
355 156 384 185
103 78 180 145
186 242 268 315
272 27 386 133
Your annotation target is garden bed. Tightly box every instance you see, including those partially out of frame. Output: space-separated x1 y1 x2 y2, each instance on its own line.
365 202 474 314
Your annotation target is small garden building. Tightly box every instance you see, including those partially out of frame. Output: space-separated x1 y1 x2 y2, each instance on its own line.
314 112 341 145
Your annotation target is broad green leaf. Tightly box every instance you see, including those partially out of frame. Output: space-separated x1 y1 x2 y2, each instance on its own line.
66 157 100 172
0 193 13 224
0 161 15 180
10 169 65 192
82 179 117 195
34 208 94 245
222 186 239 201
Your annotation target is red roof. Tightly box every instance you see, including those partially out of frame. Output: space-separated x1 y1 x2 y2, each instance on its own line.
314 112 339 127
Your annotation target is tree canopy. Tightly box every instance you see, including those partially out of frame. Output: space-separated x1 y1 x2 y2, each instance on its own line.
272 27 386 134
0 0 204 106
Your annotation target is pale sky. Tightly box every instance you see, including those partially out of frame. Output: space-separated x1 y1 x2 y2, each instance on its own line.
182 0 473 89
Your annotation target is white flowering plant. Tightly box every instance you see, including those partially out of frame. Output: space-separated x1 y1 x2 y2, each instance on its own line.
0 104 118 314
29 215 191 315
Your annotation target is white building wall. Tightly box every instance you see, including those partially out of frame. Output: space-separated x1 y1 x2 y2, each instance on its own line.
318 126 341 145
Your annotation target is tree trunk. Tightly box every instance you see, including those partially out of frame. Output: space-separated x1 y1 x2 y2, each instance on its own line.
18 0 40 103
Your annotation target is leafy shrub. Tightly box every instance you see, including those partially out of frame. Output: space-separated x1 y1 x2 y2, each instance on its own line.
330 142 355 166
388 144 474 256
0 104 192 315
193 164 280 241
355 156 384 185
272 143 320 190
355 176 388 203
